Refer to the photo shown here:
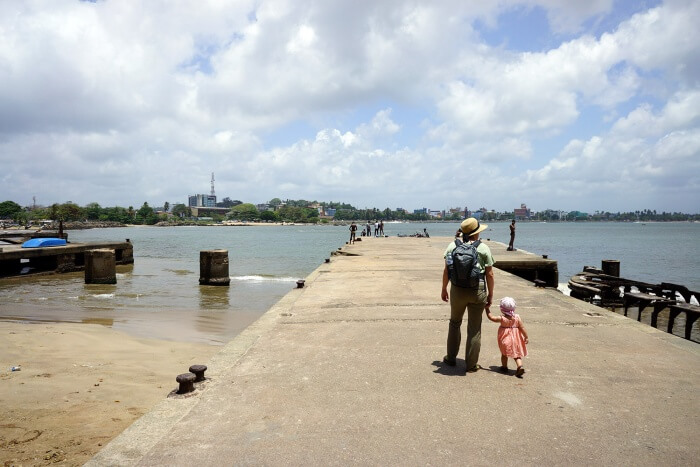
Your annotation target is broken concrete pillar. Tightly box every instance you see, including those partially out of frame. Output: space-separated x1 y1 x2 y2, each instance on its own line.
199 250 230 286
85 249 117 284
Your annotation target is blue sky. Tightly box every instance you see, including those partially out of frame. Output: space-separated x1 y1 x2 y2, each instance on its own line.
0 0 698 213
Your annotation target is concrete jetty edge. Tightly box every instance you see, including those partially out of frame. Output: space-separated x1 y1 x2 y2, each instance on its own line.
88 237 700 466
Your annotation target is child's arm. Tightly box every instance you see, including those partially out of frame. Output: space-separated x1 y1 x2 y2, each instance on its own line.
518 319 529 343
485 309 502 323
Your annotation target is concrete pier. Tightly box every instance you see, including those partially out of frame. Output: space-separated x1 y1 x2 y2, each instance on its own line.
0 240 133 277
89 237 699 466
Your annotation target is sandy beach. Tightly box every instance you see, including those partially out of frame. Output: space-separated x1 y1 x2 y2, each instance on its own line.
0 321 220 466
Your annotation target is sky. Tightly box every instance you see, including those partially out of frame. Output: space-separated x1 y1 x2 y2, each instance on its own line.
1 0 699 214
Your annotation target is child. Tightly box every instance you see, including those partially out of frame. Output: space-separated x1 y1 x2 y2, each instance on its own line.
486 297 529 377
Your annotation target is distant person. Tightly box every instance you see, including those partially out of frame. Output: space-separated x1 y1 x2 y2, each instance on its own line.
366 221 371 237
379 220 384 236
423 228 429 238
349 222 357 244
507 219 516 251
485 297 528 377
374 221 379 237
441 218 494 373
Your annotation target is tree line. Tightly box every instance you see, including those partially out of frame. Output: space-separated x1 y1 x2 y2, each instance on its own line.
1 199 697 226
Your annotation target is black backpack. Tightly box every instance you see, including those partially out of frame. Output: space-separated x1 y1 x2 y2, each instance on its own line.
448 239 483 288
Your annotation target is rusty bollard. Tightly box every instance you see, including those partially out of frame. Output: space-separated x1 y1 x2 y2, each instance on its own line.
324 258 330 263
176 373 196 394
189 364 207 382
602 259 620 277
296 279 305 289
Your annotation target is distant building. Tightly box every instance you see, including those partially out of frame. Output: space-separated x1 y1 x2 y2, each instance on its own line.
568 211 589 220
447 207 466 218
513 204 531 219
256 203 273 212
189 194 217 208
413 208 427 215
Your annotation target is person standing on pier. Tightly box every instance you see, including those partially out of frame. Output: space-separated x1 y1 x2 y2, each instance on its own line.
507 219 516 251
441 218 495 373
349 221 357 244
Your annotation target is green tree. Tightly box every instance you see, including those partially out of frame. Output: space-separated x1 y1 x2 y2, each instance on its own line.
260 210 279 222
85 202 102 220
172 204 191 218
163 201 170 213
0 200 23 219
228 203 259 221
135 202 158 225
49 202 84 221
217 197 240 208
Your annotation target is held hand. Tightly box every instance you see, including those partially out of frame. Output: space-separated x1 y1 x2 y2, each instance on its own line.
486 295 493 308
441 288 449 302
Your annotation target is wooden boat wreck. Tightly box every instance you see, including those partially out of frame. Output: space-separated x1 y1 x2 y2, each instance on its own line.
568 266 699 342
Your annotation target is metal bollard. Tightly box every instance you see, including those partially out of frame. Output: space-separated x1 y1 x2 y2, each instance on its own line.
189 364 207 382
296 279 305 288
176 373 196 394
602 260 620 277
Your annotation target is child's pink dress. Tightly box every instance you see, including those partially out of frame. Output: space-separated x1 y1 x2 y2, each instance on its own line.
498 314 528 358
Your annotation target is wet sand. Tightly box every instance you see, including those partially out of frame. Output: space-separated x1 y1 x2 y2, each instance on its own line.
0 321 219 466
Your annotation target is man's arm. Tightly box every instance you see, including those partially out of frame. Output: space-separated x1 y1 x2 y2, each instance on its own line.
441 264 449 302
485 265 494 308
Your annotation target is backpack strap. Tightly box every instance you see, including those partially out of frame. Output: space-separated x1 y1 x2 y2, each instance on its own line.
471 239 485 290
454 238 462 247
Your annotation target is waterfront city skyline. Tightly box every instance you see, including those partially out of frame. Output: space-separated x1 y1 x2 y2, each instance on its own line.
0 1 698 213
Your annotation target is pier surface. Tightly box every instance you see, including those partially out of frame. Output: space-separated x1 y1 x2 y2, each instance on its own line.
89 237 699 466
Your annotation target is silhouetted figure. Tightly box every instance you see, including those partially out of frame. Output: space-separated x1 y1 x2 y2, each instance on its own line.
349 222 357 244
507 220 516 251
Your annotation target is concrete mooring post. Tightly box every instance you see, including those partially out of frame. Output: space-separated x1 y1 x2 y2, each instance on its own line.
199 250 230 286
85 249 117 284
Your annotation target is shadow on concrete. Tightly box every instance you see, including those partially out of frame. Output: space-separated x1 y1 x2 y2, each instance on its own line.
431 359 465 376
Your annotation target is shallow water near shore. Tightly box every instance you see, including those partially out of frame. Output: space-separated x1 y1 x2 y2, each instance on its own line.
0 222 697 343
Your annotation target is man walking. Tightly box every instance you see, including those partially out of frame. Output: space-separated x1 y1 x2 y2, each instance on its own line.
441 218 495 373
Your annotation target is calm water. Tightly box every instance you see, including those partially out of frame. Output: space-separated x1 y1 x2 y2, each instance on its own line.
0 222 697 344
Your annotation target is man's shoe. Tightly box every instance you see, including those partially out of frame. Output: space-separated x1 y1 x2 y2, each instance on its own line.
466 364 483 373
442 356 456 366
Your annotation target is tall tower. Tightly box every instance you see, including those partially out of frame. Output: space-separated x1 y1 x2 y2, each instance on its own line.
210 173 216 197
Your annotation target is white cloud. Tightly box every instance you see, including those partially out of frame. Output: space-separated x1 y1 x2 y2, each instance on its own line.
0 0 698 212
522 90 700 209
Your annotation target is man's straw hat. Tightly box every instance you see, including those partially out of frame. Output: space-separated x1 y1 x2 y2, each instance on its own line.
460 218 488 237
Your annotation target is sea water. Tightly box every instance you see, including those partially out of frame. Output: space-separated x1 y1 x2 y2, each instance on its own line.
0 222 697 344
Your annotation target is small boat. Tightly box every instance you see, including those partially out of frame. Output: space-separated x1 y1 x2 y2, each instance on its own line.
21 238 67 248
